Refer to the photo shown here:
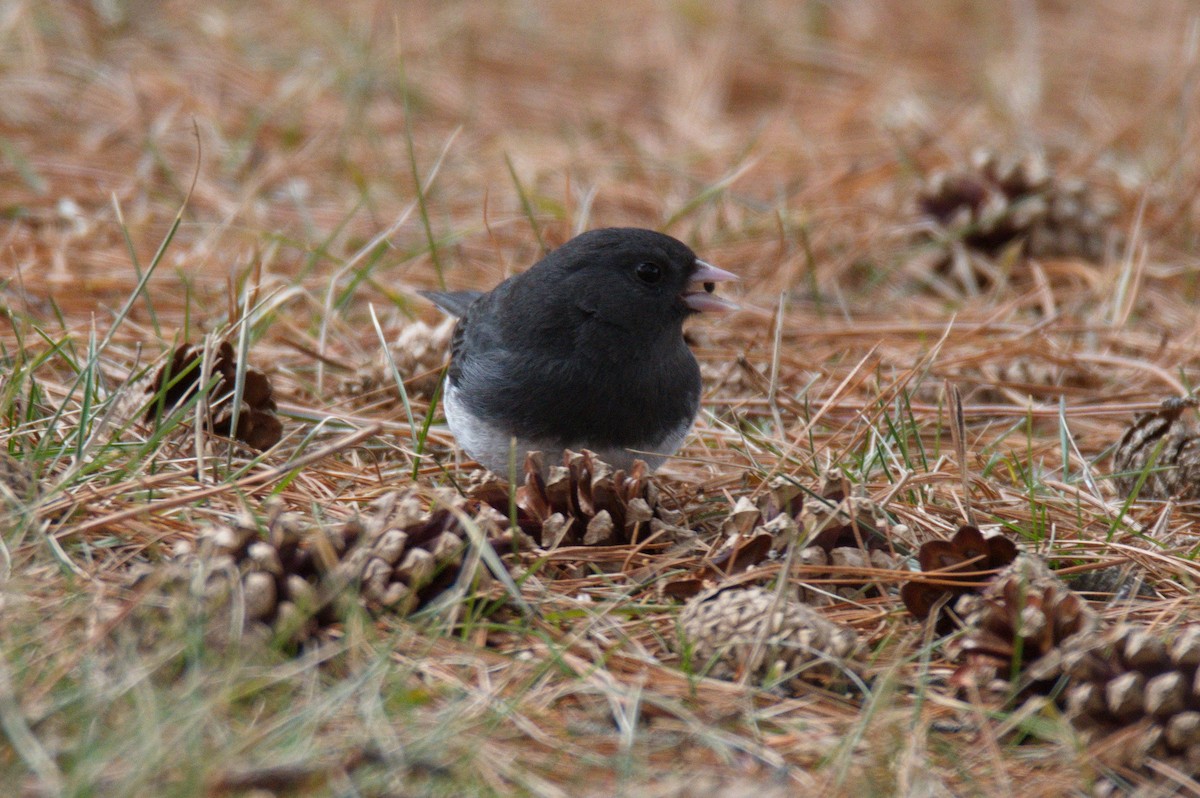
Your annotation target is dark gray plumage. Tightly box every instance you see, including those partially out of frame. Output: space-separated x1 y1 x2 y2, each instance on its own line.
421 227 736 475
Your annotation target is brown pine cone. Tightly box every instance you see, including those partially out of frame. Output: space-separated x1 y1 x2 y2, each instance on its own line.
794 539 902 604
952 556 1097 699
650 495 773 601
472 449 678 548
920 151 1050 244
111 503 320 649
678 586 862 693
342 488 526 614
1062 623 1200 777
656 479 907 602
918 150 1115 260
340 316 455 402
791 486 907 602
900 525 1019 633
127 492 524 647
131 340 282 450
668 480 907 604
962 353 1104 406
1112 396 1200 501
914 150 1118 295
752 478 907 549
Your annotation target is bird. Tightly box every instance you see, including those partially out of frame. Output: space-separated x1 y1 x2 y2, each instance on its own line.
420 227 737 476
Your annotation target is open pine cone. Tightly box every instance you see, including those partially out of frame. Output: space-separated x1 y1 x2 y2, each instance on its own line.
913 150 1118 294
111 502 322 649
750 477 909 549
133 340 282 450
751 480 908 595
341 488 525 614
679 586 862 693
1112 396 1200 502
918 150 1115 259
341 316 455 403
1063 623 1200 777
900 525 1019 633
127 492 522 647
660 480 907 603
471 449 679 548
952 556 1097 699
792 486 907 602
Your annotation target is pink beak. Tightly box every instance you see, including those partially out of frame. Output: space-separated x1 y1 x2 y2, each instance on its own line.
682 259 739 312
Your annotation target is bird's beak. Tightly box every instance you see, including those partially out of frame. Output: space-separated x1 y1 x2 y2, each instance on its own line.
682 259 739 312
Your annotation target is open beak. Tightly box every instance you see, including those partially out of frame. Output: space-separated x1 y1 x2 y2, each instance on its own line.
682 259 739 312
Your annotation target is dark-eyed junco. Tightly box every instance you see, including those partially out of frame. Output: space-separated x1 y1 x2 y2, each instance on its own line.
421 227 736 475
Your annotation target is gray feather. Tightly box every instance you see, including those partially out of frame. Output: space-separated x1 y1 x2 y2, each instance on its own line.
419 289 484 318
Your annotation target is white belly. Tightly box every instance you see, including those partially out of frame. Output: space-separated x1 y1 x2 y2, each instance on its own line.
443 382 690 475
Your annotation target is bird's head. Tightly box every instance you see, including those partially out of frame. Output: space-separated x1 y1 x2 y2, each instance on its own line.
531 228 737 338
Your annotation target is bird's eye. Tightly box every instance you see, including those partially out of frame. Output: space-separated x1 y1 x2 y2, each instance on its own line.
635 262 663 285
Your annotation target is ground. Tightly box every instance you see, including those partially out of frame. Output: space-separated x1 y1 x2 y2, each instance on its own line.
2 1 1200 796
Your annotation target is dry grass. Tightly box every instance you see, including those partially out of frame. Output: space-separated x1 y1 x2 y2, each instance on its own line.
4 1 1200 795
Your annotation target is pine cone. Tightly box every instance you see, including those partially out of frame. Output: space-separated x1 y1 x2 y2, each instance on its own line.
751 478 908 547
698 495 776 576
130 492 523 646
900 525 1019 633
659 480 906 602
136 341 282 450
798 485 901 547
190 502 324 642
919 150 1115 260
472 450 676 548
679 586 861 692
962 353 1104 406
344 488 525 614
341 316 455 402
952 556 1098 699
1112 396 1200 501
792 487 906 602
1063 623 1200 776
651 495 773 601
914 150 1117 295
114 503 321 648
740 481 906 599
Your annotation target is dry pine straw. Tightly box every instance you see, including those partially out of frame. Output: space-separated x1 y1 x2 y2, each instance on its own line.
10 216 1200 795
4 1 1200 796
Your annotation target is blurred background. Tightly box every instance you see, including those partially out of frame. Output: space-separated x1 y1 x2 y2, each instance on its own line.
4 1 1197 321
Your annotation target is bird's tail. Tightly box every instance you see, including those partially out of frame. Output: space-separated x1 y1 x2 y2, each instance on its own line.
418 290 483 318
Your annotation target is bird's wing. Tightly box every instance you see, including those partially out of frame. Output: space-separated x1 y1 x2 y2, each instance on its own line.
419 289 484 318
425 288 501 388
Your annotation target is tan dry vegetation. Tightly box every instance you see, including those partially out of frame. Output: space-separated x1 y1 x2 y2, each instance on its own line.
3 1 1200 796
